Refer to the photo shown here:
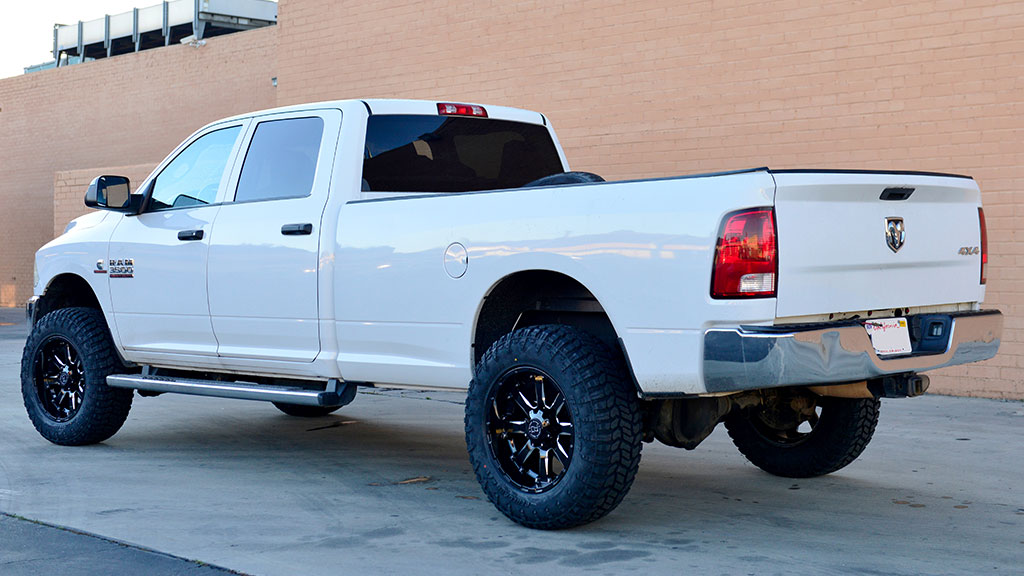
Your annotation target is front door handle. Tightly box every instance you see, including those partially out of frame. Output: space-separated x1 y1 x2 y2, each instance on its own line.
281 223 313 236
177 229 204 241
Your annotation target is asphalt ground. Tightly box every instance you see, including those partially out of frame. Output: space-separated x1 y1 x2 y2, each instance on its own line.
1 307 1022 575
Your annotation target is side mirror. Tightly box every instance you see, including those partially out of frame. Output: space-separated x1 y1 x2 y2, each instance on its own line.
84 175 138 213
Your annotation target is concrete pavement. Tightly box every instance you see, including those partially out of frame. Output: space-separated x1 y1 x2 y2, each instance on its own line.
0 512 237 575
1 307 1022 575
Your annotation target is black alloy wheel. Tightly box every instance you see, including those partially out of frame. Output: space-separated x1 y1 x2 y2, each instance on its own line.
33 336 87 422
749 401 824 446
485 366 574 493
272 403 343 417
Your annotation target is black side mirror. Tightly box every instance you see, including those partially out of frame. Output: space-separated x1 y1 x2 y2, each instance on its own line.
85 175 138 213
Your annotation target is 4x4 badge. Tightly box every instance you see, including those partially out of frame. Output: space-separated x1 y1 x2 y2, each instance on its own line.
885 217 905 253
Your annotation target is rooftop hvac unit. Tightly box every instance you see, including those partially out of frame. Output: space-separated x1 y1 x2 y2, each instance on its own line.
53 0 277 63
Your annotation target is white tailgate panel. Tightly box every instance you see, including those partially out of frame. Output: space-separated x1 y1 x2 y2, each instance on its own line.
773 172 985 318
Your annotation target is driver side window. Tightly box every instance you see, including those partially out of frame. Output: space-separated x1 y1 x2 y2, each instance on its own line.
148 126 242 211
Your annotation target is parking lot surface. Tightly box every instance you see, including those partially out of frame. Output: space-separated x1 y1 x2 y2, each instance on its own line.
1 308 1022 575
0 511 236 575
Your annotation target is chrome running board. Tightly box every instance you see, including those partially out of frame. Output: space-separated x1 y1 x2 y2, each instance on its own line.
106 373 352 406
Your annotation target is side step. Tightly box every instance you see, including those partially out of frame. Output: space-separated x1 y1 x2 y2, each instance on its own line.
106 374 353 407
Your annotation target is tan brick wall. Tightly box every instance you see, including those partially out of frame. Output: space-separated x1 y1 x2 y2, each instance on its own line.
53 164 155 237
11 1 1024 398
273 0 1024 399
0 26 278 307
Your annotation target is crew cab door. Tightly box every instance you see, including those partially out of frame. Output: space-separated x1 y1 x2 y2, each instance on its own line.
108 121 248 356
206 109 341 362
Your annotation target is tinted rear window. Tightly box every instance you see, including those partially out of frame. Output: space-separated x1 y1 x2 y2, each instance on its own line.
362 115 563 192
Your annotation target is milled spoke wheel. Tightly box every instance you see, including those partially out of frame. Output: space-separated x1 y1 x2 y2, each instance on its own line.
465 324 643 529
725 395 880 478
750 404 823 445
22 307 134 446
34 336 87 422
486 367 573 493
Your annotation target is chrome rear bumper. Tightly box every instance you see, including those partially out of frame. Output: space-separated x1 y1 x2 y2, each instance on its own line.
703 310 1002 393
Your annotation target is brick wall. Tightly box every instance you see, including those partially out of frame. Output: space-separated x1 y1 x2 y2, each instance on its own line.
53 164 155 237
273 0 1024 399
10 1 1024 397
0 26 278 307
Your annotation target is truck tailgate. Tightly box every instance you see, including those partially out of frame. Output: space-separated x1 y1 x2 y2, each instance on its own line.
772 171 985 319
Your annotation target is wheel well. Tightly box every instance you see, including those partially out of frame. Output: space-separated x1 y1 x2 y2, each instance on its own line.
36 274 102 319
473 271 620 366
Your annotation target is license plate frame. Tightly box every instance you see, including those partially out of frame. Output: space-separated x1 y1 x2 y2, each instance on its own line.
864 317 913 357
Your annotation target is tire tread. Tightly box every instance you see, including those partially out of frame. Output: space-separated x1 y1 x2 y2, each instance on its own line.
724 396 880 478
21 307 133 446
465 324 642 529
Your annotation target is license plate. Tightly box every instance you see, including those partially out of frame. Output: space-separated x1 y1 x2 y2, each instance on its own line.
864 317 913 356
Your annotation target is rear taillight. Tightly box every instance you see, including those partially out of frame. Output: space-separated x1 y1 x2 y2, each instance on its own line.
711 208 778 299
979 207 988 285
437 102 488 117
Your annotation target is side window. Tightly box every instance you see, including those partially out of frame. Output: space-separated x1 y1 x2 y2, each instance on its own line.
149 126 242 211
234 117 325 203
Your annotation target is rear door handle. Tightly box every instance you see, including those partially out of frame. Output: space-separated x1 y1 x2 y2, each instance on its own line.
177 229 204 241
281 223 313 236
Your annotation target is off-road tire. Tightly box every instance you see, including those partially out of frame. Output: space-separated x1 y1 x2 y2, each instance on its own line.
465 324 642 529
21 307 134 446
724 396 880 478
272 403 342 417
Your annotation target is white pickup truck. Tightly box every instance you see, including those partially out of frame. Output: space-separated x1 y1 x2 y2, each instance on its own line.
23 99 1002 529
